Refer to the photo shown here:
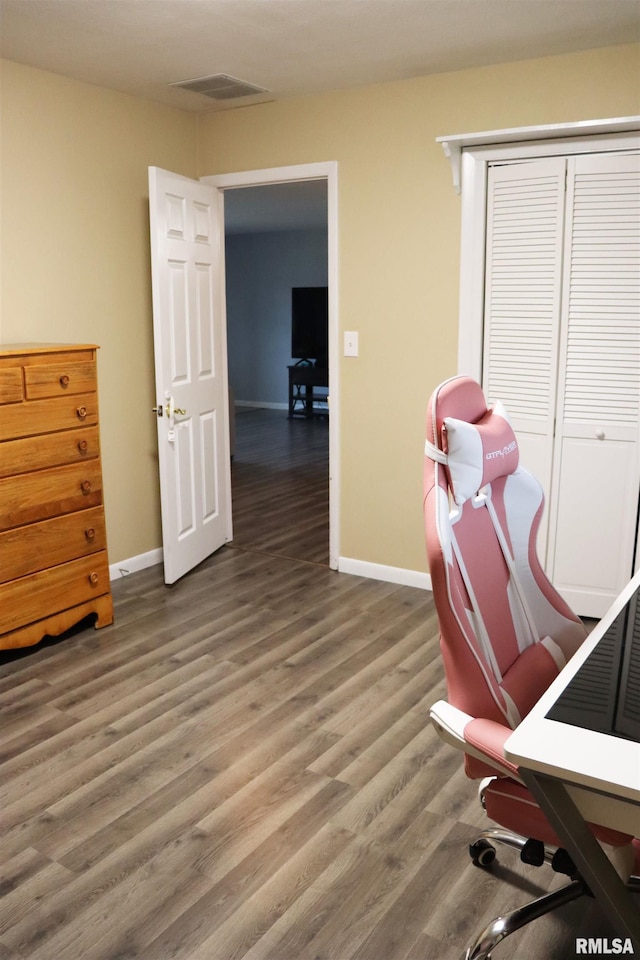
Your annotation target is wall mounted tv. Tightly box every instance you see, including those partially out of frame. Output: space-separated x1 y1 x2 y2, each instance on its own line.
291 287 328 365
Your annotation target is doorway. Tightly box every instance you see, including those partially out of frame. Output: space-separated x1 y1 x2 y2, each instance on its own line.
224 180 329 565
202 163 339 569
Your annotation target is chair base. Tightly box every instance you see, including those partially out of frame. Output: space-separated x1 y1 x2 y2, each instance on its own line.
470 827 558 869
464 879 586 960
464 828 640 959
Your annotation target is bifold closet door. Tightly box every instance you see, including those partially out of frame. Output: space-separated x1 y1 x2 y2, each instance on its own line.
483 153 640 617
547 153 640 618
482 157 567 559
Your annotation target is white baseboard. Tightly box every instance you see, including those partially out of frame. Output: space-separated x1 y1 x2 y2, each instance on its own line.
109 548 432 593
338 556 432 591
234 400 288 411
110 548 163 581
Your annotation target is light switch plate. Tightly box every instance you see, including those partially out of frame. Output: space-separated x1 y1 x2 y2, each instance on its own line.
344 331 359 357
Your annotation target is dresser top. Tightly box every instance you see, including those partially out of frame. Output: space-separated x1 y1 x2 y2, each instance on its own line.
0 343 99 357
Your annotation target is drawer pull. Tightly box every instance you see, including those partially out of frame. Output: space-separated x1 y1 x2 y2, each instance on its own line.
85 527 96 541
88 572 99 585
60 374 70 387
81 480 92 494
77 405 88 420
78 439 88 454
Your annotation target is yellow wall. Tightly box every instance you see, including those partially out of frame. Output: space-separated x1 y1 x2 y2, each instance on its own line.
1 45 638 575
0 59 198 563
197 44 640 573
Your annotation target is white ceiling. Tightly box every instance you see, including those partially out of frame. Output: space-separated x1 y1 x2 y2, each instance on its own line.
1 0 639 114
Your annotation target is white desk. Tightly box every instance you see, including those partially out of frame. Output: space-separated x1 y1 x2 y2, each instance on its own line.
505 569 640 947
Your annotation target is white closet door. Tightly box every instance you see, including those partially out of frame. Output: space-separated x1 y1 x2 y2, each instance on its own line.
483 158 567 556
548 153 640 617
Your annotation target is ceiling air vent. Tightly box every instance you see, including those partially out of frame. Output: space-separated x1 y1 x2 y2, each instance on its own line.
171 74 268 101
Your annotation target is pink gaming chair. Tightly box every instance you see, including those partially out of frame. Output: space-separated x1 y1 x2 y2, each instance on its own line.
424 375 639 960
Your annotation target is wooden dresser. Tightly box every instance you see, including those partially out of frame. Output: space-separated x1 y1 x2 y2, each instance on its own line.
0 344 113 649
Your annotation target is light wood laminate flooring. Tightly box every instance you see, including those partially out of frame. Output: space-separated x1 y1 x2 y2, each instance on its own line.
0 412 624 959
230 407 329 566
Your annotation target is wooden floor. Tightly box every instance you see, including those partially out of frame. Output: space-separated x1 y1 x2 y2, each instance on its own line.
0 411 624 960
230 407 329 566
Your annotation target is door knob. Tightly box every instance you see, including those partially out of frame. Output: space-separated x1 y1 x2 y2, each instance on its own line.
153 397 186 418
164 396 187 419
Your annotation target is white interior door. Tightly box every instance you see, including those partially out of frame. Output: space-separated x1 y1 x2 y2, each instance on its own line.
149 167 232 584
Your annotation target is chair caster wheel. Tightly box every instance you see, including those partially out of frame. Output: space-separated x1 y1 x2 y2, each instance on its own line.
470 838 497 867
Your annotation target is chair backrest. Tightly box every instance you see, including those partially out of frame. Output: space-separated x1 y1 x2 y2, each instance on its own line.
424 376 586 734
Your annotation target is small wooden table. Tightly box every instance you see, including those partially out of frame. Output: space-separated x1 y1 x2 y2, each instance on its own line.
287 365 328 418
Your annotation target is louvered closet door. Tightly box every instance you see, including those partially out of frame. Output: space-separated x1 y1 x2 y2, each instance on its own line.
547 153 640 618
483 158 567 557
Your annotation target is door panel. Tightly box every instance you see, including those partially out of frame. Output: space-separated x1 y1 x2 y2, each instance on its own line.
482 158 567 558
175 418 195 539
200 410 219 522
149 167 232 584
550 436 639 617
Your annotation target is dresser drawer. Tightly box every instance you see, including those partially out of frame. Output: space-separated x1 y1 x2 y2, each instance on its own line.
0 426 99 479
0 551 110 635
0 392 98 441
24 360 97 400
0 507 106 583
0 460 103 531
0 368 24 405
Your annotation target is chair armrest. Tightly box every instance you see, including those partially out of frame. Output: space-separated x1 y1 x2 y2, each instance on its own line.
463 717 521 779
430 700 522 781
429 700 474 746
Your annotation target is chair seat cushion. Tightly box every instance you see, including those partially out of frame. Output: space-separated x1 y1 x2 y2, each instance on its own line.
484 777 635 851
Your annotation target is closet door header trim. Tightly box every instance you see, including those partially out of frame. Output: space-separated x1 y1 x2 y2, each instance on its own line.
438 117 640 193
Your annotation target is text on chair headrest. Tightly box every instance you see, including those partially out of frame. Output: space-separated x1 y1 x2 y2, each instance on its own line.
442 400 519 505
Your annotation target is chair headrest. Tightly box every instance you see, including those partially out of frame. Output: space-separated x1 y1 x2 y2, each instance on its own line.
442 399 520 505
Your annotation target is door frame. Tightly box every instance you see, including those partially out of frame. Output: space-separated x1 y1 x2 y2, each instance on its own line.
201 162 340 569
